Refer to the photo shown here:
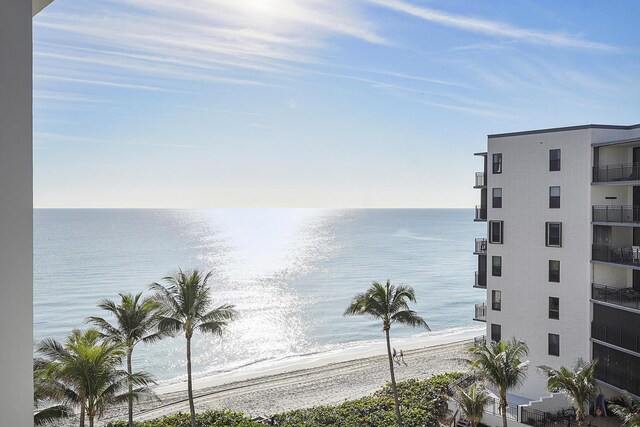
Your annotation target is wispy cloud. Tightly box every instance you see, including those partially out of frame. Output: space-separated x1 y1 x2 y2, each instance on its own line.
369 0 620 51
34 132 207 149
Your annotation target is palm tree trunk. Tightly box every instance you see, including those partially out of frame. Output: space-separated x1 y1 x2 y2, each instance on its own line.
88 414 94 427
576 408 584 427
127 349 133 427
79 401 85 427
186 336 196 427
385 328 403 427
500 391 508 427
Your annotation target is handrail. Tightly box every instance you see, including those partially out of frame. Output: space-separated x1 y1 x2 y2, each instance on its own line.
593 162 640 183
592 283 640 310
592 245 640 266
592 205 640 223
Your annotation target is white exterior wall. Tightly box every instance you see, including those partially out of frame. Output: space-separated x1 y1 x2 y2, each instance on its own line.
485 129 593 399
0 0 34 425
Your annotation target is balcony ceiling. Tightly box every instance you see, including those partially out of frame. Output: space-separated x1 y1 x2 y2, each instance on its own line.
33 0 54 16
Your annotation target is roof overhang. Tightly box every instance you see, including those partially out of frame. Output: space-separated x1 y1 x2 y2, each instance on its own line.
33 0 54 16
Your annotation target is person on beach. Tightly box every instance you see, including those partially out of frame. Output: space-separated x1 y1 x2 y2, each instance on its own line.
399 350 406 365
392 347 397 360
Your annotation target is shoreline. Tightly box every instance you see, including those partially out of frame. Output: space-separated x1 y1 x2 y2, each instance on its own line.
155 327 483 394
97 330 480 424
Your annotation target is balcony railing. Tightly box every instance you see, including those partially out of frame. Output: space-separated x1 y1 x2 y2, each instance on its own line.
592 321 640 354
474 271 486 288
592 283 640 311
474 205 487 221
593 205 640 224
474 172 486 188
593 162 640 183
474 238 487 255
473 335 486 347
592 245 640 266
474 303 486 322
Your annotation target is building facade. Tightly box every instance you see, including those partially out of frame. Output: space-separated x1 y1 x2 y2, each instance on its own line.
474 124 640 400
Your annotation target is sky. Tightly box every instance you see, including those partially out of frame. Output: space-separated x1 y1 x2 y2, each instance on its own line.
33 0 640 208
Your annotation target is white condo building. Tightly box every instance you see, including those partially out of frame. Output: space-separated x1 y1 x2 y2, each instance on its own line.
473 123 640 403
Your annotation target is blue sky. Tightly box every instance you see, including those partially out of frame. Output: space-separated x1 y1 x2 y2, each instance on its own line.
33 0 640 208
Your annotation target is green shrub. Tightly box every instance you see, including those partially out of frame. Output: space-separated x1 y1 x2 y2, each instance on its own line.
105 410 263 427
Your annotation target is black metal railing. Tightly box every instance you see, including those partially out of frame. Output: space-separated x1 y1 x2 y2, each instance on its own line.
520 408 593 427
474 238 487 254
593 205 640 223
474 172 485 188
592 321 640 354
593 162 640 183
592 245 640 266
592 283 640 310
474 205 487 221
475 271 487 288
473 335 486 347
483 398 519 421
474 303 486 322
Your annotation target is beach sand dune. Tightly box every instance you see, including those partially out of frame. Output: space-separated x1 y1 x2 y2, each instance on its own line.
99 339 471 425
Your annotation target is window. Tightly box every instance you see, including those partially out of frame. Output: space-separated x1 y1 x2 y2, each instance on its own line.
492 256 502 277
549 186 560 209
493 153 502 174
549 297 559 319
492 188 502 208
546 222 562 247
550 149 561 171
492 290 502 311
489 221 503 244
491 324 501 342
549 260 560 283
548 333 560 356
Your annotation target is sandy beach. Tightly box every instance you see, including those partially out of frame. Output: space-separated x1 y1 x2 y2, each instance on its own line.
99 329 479 425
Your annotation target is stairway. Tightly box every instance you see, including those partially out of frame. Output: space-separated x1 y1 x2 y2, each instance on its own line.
455 419 470 427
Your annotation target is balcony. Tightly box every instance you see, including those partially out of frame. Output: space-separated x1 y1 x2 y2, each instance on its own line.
474 238 487 255
474 271 486 288
593 205 640 224
593 162 640 183
474 172 486 188
592 245 640 267
592 283 640 311
474 303 487 322
474 335 486 347
592 321 640 354
474 205 487 222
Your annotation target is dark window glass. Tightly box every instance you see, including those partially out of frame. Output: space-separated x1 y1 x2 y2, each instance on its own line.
549 260 560 282
548 333 560 356
493 153 502 174
546 222 562 247
491 324 501 342
492 256 502 277
549 186 560 209
550 149 561 171
492 188 502 208
490 221 503 244
492 290 502 311
549 297 559 319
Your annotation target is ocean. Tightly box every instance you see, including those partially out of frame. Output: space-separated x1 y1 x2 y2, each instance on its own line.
34 208 484 386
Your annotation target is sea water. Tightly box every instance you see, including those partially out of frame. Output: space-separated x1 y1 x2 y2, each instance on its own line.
34 208 484 385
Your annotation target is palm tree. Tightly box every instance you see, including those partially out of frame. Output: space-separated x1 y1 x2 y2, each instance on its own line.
467 338 529 427
609 392 640 427
37 329 153 427
33 359 74 426
538 358 597 427
453 383 491 427
150 269 237 427
344 279 430 427
87 292 163 427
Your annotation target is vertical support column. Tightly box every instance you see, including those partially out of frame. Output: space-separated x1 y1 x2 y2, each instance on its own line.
0 0 33 425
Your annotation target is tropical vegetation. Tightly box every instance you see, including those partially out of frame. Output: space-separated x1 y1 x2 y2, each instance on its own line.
538 358 597 427
33 359 73 426
150 269 237 427
36 328 154 427
467 337 529 427
87 292 164 427
609 392 640 427
344 279 430 427
452 382 491 427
